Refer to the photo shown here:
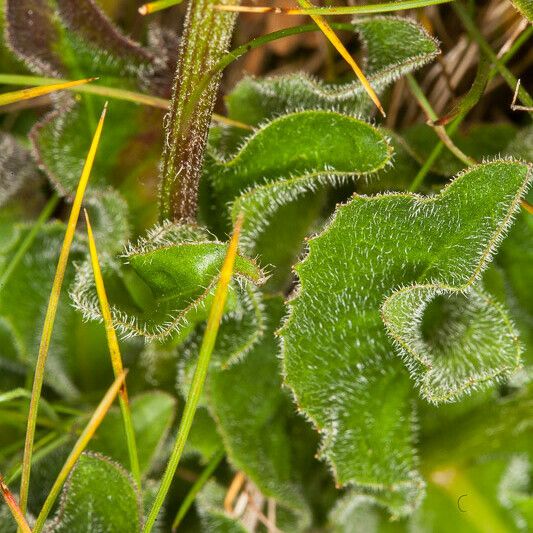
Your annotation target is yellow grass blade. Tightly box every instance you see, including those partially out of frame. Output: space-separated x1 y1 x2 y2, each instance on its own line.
297 0 385 117
0 475 31 533
224 471 246 513
32 371 127 533
139 0 185 15
521 200 533 215
213 114 253 130
84 209 140 484
18 103 108 518
143 215 244 533
0 78 96 107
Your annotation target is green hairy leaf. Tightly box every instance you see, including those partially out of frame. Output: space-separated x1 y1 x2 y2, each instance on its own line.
71 222 265 340
50 452 141 532
1 2 532 531
226 17 439 126
205 110 392 288
382 285 520 403
280 161 531 513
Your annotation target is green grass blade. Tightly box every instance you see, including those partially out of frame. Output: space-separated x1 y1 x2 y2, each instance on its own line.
143 215 244 533
171 448 225 531
215 0 453 15
0 74 249 130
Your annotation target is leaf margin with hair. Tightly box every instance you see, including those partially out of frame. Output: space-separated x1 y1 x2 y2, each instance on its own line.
70 221 266 340
205 110 393 289
382 284 522 404
280 159 532 516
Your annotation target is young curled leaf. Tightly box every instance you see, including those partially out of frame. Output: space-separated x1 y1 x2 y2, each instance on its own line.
382 284 521 404
280 160 532 515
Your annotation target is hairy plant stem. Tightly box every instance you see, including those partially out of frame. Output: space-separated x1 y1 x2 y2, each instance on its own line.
159 0 240 222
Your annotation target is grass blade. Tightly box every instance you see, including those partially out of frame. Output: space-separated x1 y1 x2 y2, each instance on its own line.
171 448 225 531
139 0 185 15
18 103 108 517
297 0 385 116
0 78 96 108
0 74 250 130
143 214 244 533
406 74 475 167
522 200 533 215
32 371 127 533
215 0 453 15
453 2 533 112
0 475 31 533
434 55 491 126
84 210 141 485
408 25 533 192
